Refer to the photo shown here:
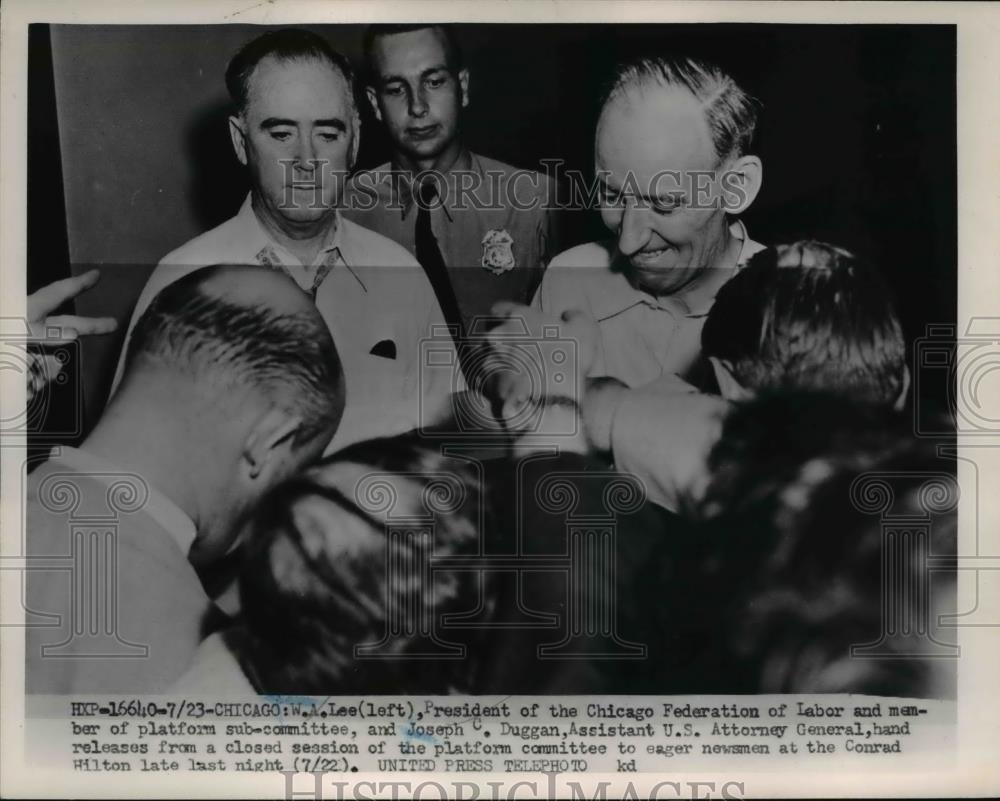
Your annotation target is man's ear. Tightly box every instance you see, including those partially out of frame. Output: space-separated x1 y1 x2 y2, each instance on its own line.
709 356 752 402
349 110 362 170
229 115 248 166
720 154 763 215
365 85 382 122
893 364 912 412
458 68 470 109
241 408 303 483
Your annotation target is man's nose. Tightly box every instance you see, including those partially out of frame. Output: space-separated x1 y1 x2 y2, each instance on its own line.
616 200 652 255
295 137 318 170
408 87 429 118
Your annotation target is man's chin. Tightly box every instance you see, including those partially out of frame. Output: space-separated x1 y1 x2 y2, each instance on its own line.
627 263 697 297
402 138 448 162
278 205 336 225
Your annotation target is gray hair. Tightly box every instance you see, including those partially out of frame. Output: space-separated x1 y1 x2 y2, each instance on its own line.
602 56 760 162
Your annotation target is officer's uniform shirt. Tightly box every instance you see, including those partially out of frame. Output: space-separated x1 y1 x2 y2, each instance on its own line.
343 150 559 332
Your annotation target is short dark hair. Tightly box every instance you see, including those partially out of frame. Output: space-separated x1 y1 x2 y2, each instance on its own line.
225 28 356 115
685 390 957 696
362 24 464 82
124 266 345 447
602 55 760 162
235 433 486 694
702 241 906 408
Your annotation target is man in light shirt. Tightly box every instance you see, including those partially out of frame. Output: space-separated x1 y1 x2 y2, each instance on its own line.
533 55 766 390
111 29 458 449
610 241 911 512
27 266 345 693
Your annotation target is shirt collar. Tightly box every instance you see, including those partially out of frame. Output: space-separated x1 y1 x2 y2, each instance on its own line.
46 446 198 555
234 193 367 294
591 220 762 321
389 149 476 222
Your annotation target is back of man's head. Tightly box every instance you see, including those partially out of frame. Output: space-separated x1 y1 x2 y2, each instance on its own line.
123 265 345 447
701 241 907 408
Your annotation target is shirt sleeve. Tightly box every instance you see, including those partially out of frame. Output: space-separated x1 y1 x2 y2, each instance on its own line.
530 249 585 316
530 258 556 312
610 384 726 512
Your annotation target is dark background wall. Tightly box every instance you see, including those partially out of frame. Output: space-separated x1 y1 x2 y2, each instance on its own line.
36 23 955 429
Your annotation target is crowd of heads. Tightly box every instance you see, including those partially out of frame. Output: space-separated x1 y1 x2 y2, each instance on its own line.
77 27 955 699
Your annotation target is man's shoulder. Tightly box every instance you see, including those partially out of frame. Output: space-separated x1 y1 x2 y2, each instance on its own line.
345 162 394 197
26 461 130 552
27 458 101 506
339 216 420 268
349 161 392 180
472 153 554 197
535 241 623 311
548 240 617 270
158 212 248 267
473 153 542 178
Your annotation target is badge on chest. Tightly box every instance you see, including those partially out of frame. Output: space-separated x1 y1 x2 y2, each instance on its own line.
481 228 516 275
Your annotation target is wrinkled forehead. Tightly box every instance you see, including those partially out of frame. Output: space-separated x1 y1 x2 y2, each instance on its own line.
245 55 353 118
595 86 718 187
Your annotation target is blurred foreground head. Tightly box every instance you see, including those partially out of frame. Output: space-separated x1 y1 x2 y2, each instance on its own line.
703 241 908 409
685 390 957 696
236 433 485 694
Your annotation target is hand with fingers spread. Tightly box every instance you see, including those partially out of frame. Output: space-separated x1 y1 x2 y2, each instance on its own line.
25 270 117 402
27 269 118 343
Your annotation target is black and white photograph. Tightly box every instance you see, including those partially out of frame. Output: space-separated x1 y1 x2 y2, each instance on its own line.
2 1 998 798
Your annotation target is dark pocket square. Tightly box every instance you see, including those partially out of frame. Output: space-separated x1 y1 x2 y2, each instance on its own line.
370 339 397 360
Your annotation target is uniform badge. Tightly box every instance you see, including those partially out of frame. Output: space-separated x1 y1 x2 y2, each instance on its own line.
481 229 516 275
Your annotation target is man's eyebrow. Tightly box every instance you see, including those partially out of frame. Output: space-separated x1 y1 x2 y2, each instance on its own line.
260 117 297 129
378 65 450 85
259 117 348 132
597 177 685 204
315 118 348 132
420 65 450 79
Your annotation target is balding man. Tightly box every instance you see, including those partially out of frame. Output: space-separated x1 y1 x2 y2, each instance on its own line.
27 265 344 693
533 56 766 390
111 29 458 450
